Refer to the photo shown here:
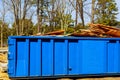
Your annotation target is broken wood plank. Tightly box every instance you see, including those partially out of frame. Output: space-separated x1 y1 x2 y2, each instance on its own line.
44 30 65 35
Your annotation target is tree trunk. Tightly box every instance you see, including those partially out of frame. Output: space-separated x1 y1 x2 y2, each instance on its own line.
14 20 19 35
37 0 40 33
16 18 19 35
22 0 27 35
19 0 22 35
75 0 78 27
22 20 24 35
1 25 3 47
78 0 85 27
50 0 55 31
91 0 95 23
11 0 20 35
51 1 54 31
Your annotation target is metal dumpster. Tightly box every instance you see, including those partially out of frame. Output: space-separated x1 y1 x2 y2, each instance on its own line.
8 36 120 79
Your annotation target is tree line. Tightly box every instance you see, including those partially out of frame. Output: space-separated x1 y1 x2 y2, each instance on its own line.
0 0 119 47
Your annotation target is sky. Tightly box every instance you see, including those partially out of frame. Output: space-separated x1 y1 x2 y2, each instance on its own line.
116 0 120 20
0 0 120 25
83 0 120 24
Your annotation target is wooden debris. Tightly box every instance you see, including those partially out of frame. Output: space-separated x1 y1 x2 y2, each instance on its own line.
35 24 120 37
0 50 9 80
70 30 97 37
0 72 10 80
70 23 120 37
0 54 7 63
34 30 65 36
89 23 120 37
44 30 65 35
35 33 43 36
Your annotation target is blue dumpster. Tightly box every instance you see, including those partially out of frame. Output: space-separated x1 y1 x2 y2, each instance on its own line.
8 36 120 79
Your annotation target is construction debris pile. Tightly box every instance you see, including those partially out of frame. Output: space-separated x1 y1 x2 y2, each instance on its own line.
36 24 120 38
72 24 120 37
0 51 10 80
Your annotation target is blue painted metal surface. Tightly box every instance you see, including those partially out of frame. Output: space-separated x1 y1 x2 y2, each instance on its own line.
30 39 41 76
8 36 120 78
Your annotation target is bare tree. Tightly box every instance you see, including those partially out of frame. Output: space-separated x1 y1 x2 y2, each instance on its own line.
37 0 44 33
91 0 95 23
37 0 40 33
78 0 84 27
48 0 56 31
5 0 34 35
75 0 78 27
10 0 21 35
0 0 7 47
21 0 33 35
69 0 85 27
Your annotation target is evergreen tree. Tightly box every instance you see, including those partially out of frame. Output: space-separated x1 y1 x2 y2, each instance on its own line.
95 0 118 26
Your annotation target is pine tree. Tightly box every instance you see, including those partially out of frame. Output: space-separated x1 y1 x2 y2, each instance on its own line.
95 0 118 26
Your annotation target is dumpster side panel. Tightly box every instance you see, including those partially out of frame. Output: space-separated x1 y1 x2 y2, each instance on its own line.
69 40 82 75
42 39 54 76
81 40 107 74
16 39 29 77
54 39 68 75
30 39 41 76
107 40 120 72
8 38 16 77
